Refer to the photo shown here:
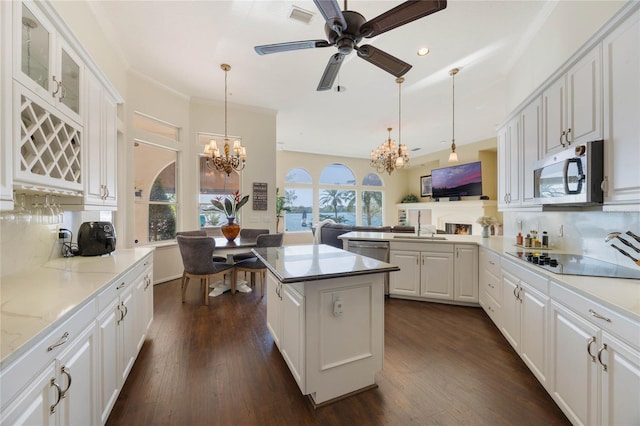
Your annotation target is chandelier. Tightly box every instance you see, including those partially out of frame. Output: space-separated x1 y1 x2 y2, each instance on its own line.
448 68 459 163
203 64 246 175
370 77 409 175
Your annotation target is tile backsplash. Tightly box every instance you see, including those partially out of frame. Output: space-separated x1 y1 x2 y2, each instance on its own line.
503 210 640 268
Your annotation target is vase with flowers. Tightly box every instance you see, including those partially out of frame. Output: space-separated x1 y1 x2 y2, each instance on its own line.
476 216 498 238
209 191 249 241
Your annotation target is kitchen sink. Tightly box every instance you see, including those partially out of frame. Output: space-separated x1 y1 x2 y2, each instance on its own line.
392 235 447 240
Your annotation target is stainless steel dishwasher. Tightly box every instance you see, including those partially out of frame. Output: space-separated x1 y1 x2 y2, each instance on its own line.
345 240 391 295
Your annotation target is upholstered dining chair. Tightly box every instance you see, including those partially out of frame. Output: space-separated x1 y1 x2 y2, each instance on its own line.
234 233 283 297
176 230 226 262
231 228 270 262
176 235 235 305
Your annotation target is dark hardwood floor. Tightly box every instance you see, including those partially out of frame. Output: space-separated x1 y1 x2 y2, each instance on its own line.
106 278 570 425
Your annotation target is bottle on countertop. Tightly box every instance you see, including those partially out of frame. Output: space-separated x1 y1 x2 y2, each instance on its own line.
524 234 532 248
516 232 523 246
542 231 549 248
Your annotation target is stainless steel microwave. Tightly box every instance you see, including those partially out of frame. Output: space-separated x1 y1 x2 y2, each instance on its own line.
533 140 604 206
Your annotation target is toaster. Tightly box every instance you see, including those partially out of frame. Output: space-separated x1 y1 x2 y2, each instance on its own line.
77 222 116 256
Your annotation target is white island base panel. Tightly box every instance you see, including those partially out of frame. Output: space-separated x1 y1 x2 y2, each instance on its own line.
267 272 384 406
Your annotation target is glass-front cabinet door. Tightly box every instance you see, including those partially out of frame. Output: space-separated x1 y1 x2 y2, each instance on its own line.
15 1 83 124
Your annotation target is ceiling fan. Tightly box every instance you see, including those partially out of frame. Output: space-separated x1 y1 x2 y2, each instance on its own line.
254 0 447 91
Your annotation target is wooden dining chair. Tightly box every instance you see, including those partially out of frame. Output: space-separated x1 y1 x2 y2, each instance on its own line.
176 235 235 305
234 233 283 297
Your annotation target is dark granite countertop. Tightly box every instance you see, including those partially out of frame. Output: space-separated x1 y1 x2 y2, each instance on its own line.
253 244 399 284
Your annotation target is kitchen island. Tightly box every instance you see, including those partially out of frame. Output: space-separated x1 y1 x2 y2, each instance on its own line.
253 244 399 406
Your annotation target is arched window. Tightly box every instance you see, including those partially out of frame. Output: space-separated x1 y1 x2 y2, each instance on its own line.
283 168 313 233
319 163 356 224
148 161 177 242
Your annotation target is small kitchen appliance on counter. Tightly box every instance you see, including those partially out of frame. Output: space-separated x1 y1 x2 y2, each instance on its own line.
77 221 116 256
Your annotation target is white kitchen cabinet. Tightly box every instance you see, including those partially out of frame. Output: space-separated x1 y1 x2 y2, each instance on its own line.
420 251 454 300
134 262 154 353
602 8 640 206
96 298 118 425
478 247 501 327
82 71 117 209
501 259 549 389
497 116 521 209
389 250 420 297
600 331 640 426
0 319 98 426
453 244 478 303
519 97 541 205
542 45 602 157
0 0 13 209
550 300 599 426
267 275 305 391
550 281 640 425
13 0 83 124
280 284 305 391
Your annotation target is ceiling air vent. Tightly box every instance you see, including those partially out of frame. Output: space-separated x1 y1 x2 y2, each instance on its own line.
289 6 314 24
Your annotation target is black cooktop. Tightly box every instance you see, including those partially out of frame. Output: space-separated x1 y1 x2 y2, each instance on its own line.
505 251 640 280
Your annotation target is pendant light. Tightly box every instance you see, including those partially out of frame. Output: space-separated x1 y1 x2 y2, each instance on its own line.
203 64 247 175
448 67 459 163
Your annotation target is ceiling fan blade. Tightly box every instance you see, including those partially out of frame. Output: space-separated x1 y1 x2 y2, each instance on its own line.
317 53 344 91
255 40 330 55
313 0 347 33
357 45 412 77
360 0 447 38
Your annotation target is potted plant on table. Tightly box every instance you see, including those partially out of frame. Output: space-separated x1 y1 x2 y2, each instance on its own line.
209 191 249 241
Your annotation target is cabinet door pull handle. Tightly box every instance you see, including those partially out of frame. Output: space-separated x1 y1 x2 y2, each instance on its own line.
588 309 611 322
50 378 62 413
52 76 62 96
117 303 124 324
116 282 126 290
60 366 72 398
586 336 597 363
47 332 70 352
560 130 566 147
123 303 128 319
513 286 518 299
565 128 572 145
517 287 523 302
597 343 608 371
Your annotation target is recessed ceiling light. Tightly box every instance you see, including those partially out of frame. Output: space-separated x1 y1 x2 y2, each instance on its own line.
417 47 430 56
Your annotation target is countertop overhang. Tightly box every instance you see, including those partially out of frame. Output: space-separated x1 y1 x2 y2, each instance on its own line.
253 244 399 284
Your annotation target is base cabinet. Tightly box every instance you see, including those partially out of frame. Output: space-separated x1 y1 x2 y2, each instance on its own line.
500 259 549 389
267 271 384 405
390 243 477 304
550 282 640 426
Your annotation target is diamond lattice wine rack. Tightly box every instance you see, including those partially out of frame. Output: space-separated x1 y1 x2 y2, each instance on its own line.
18 92 82 192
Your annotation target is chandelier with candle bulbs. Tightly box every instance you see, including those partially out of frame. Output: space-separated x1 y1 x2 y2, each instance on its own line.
370 77 409 175
203 64 246 175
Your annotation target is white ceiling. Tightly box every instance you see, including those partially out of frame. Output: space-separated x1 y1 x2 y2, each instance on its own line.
87 0 556 160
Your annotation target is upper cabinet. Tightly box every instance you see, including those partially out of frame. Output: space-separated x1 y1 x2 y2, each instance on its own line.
602 8 640 206
14 1 83 125
542 45 602 157
498 2 639 211
1 0 122 207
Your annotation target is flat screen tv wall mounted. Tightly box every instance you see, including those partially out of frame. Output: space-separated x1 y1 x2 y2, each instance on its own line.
431 161 483 200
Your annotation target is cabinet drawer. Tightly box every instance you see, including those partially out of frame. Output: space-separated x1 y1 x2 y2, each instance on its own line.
0 298 97 410
97 255 151 311
551 281 640 349
479 248 501 277
390 241 454 253
502 257 548 294
482 269 502 303
480 291 501 327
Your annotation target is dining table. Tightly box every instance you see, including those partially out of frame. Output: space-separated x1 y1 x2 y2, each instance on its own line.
209 235 258 297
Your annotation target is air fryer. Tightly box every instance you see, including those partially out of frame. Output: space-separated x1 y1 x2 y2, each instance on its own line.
77 222 116 256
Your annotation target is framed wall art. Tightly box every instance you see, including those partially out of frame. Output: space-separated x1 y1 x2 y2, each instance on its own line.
420 175 432 198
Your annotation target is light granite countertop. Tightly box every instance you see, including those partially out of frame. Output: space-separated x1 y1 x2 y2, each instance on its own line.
253 244 399 284
340 232 640 321
1 248 154 367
